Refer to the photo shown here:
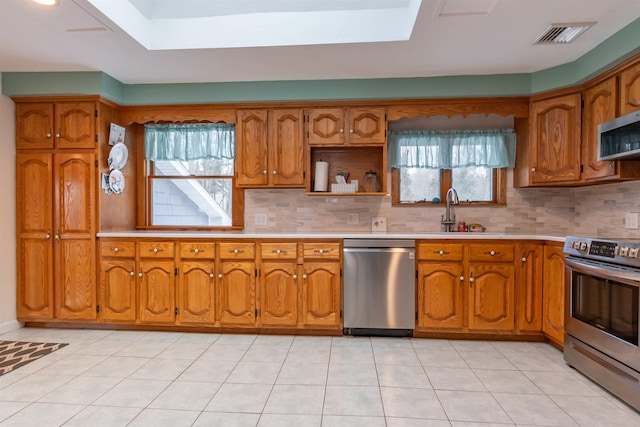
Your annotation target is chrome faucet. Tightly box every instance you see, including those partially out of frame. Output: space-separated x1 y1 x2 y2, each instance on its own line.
441 187 460 232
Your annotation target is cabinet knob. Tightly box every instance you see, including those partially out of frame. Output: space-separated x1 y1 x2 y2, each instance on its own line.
349 128 353 134
610 161 615 168
233 249 239 254
490 251 496 256
263 169 268 174
46 132 52 138
218 273 223 279
45 230 51 242
275 249 281 254
193 248 200 253
113 247 120 253
272 170 277 175
531 167 536 172
302 274 307 279
138 272 143 278
293 274 297 281
55 230 60 243
459 275 464 281
130 271 135 277
314 249 326 254
55 132 61 138
339 128 344 134
209 273 214 278
521 257 527 262
153 248 158 253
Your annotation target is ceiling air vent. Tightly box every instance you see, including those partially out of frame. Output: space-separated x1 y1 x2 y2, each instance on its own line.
535 22 595 44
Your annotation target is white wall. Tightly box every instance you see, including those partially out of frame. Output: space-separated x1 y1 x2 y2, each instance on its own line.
0 74 19 333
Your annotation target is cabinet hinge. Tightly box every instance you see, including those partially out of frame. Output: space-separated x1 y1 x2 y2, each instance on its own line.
94 160 98 167
303 171 306 179
340 269 343 277
255 309 259 317
94 109 98 117
581 99 585 109
175 268 178 276
96 305 100 313
340 310 343 319
415 312 418 320
175 307 179 315
580 164 584 173
255 269 259 277
415 270 418 279
94 134 98 142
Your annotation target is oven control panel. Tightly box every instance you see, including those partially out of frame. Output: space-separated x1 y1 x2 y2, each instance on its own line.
588 240 616 258
565 236 640 268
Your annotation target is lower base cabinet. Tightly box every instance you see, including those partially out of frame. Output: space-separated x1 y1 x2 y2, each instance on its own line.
542 244 566 345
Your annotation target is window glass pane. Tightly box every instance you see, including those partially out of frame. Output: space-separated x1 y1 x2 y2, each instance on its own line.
400 168 441 203
452 166 492 202
154 158 233 177
151 178 232 226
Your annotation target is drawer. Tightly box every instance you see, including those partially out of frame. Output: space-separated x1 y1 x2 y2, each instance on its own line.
418 243 464 261
219 242 255 259
100 240 135 258
468 243 514 262
179 242 215 259
303 242 341 259
261 242 297 260
138 241 175 258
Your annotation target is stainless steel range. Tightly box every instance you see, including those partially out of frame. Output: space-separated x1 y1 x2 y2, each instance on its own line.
563 236 640 411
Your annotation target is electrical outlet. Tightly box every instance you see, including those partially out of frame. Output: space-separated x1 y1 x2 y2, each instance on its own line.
625 212 639 229
371 216 387 232
255 212 268 226
347 214 359 225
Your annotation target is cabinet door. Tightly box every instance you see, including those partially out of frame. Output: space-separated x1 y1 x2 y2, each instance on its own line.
417 262 464 330
543 245 566 345
178 261 216 324
16 103 54 149
529 93 582 184
139 260 176 323
236 109 268 186
301 261 341 327
516 243 543 332
54 153 96 320
260 261 298 326
307 108 344 146
468 263 515 331
620 62 640 115
269 109 305 186
100 259 136 322
348 107 386 145
218 261 256 326
583 78 618 181
54 102 96 149
16 153 53 319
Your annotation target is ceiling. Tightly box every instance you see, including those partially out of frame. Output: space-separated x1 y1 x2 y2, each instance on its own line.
1 0 640 85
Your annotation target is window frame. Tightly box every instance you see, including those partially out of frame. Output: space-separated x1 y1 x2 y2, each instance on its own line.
391 167 507 207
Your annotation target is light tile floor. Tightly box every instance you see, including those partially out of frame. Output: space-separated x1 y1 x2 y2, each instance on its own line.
0 327 639 426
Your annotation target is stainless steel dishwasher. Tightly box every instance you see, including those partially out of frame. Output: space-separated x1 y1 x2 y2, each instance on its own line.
343 239 415 336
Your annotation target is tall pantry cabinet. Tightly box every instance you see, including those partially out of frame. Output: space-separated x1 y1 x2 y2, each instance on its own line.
15 98 108 321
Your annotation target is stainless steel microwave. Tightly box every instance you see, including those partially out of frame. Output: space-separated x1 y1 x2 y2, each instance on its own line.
598 109 640 161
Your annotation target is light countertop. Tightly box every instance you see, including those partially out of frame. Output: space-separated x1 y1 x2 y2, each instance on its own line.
97 231 565 242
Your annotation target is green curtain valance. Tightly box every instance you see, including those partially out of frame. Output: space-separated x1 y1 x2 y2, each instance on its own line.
388 129 516 169
144 123 235 161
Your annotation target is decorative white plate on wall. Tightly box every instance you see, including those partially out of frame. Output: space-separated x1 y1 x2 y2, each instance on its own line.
109 169 125 194
108 142 128 170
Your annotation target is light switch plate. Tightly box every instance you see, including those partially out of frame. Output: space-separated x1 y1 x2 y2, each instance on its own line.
371 216 387 232
625 212 638 229
255 212 268 226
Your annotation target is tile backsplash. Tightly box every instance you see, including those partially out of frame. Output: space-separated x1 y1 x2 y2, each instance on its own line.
244 171 640 237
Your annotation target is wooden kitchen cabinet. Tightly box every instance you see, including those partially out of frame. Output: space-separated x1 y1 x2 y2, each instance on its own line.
307 107 386 146
619 61 640 115
582 77 640 182
99 240 136 322
417 241 516 333
177 242 216 325
260 242 299 327
218 242 257 326
542 244 566 346
16 152 96 321
527 92 582 185
15 101 96 150
300 242 342 328
515 242 544 332
236 108 305 187
138 242 176 324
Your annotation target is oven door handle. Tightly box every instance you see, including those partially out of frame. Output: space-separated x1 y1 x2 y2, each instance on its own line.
565 257 640 286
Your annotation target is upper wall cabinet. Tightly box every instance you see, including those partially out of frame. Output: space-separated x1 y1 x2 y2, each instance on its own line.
620 62 640 115
307 107 386 146
582 76 640 182
236 108 305 188
527 92 582 185
16 101 97 150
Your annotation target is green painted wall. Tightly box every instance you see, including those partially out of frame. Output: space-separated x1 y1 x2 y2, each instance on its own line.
3 17 640 104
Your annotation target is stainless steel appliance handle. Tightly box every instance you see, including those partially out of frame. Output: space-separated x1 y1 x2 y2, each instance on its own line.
565 256 640 286
344 248 414 254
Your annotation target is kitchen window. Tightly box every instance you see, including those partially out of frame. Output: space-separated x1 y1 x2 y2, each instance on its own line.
144 123 243 229
389 129 514 205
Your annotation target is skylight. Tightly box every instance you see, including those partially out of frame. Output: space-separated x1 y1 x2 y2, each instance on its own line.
85 0 422 50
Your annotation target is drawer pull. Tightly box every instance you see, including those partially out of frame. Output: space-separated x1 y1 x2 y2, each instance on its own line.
434 250 450 255
231 249 244 254
484 250 500 256
314 249 328 254
272 249 287 254
112 247 121 253
152 247 164 253
191 248 204 254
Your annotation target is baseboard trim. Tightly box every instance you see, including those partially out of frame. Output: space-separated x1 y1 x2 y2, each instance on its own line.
0 320 25 335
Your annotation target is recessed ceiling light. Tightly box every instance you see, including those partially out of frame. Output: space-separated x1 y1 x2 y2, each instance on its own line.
31 0 58 5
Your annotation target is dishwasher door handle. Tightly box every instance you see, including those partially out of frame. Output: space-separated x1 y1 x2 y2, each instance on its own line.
343 248 414 253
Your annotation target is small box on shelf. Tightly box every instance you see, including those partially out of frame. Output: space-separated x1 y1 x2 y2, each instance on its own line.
331 180 358 193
